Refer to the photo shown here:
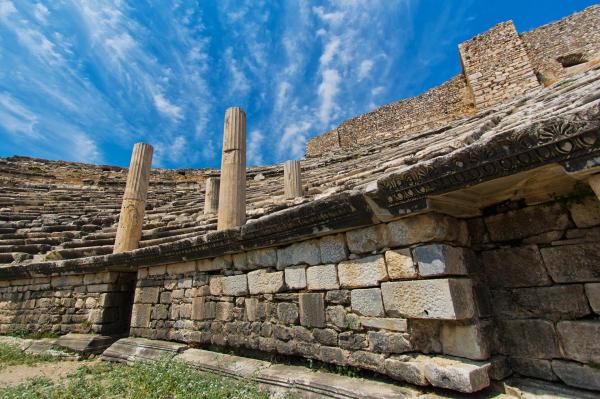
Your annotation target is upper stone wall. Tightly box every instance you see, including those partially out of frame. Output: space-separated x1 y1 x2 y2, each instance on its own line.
306 5 600 157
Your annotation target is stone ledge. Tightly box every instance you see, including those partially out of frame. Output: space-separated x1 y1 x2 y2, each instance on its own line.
101 337 187 363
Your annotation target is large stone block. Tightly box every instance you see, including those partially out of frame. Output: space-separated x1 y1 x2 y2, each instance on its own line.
384 355 428 386
306 264 339 291
338 255 388 289
413 244 469 277
484 203 571 241
215 302 234 321
384 249 416 279
209 277 223 295
245 298 259 322
247 248 277 268
191 297 215 320
423 356 490 393
299 293 325 328
131 303 151 328
557 320 600 363
359 317 407 332
498 319 559 359
134 287 160 304
553 360 600 391
248 270 284 294
277 240 320 268
491 285 590 319
387 213 468 247
350 288 384 317
381 279 475 320
586 283 600 314
221 274 248 296
368 331 411 353
568 196 600 228
541 243 600 283
319 234 348 263
346 225 389 254
440 323 490 360
482 245 551 288
510 357 557 381
284 266 306 290
277 302 299 325
51 275 84 288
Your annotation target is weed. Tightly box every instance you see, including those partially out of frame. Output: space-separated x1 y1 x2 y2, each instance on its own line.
0 343 59 369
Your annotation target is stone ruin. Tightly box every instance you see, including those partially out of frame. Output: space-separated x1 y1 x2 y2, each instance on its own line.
1 5 600 396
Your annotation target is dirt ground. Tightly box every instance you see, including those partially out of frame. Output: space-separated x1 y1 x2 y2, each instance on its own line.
0 360 98 388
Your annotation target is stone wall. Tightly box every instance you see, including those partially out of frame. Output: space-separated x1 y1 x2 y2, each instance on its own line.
129 212 494 392
458 21 540 110
469 194 600 390
521 5 600 84
0 272 135 335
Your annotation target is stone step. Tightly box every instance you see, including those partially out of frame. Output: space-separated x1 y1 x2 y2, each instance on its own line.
101 337 187 363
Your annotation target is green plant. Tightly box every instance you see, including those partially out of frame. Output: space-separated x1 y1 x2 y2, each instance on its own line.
0 343 59 369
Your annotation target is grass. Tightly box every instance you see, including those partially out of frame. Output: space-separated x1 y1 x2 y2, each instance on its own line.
6 330 60 340
0 343 59 369
0 356 278 399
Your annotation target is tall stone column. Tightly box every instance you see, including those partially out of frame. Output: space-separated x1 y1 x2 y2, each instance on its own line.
284 160 303 199
217 107 246 230
113 143 153 253
589 174 600 200
203 177 220 215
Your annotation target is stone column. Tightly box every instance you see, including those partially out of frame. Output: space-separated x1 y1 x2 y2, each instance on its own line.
284 160 303 199
589 174 600 200
217 107 246 230
203 177 220 215
113 143 153 253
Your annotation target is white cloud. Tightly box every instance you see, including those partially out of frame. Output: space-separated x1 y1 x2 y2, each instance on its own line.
0 93 40 138
318 68 341 125
224 47 250 98
0 0 15 19
319 36 340 66
371 86 385 96
153 93 183 121
278 121 311 159
358 59 374 80
33 3 49 24
248 129 265 165
71 132 102 163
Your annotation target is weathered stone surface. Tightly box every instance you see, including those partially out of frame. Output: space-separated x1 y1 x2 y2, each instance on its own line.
325 290 350 305
553 360 600 391
384 249 416 279
248 270 284 294
221 274 248 296
568 196 600 228
284 266 306 290
368 331 411 353
348 350 385 373
381 278 475 320
306 264 339 291
484 203 571 241
510 357 557 381
359 317 407 332
166 261 196 275
299 293 325 328
423 356 490 393
345 224 390 254
491 285 590 319
440 323 490 360
338 255 388 288
319 234 348 263
192 297 215 320
586 283 600 313
350 288 384 317
277 240 320 268
313 328 338 346
482 245 551 288
339 331 367 350
245 298 259 322
134 287 159 304
498 319 559 359
215 302 234 321
557 320 600 363
247 248 277 268
387 213 467 247
384 355 428 386
131 303 151 328
209 276 223 295
413 244 469 277
277 302 299 324
541 243 600 283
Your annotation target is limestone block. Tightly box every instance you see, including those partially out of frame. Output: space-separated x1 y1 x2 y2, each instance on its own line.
232 252 247 270
381 279 475 320
306 264 339 290
359 317 407 332
509 357 556 381
221 274 248 296
384 249 416 279
351 288 384 317
346 225 389 254
248 270 284 294
484 203 571 242
348 351 385 373
215 302 234 321
166 261 196 275
338 255 388 289
131 304 151 328
339 331 367 350
541 243 600 283
83 272 118 285
213 255 233 270
51 275 84 288
314 328 338 346
413 244 469 277
319 234 348 264
368 331 411 353
423 356 490 393
277 302 299 324
209 277 223 296
482 245 551 288
498 319 560 359
568 196 600 228
552 360 600 391
299 293 325 328
326 305 347 329
134 287 160 304
557 320 600 363
585 283 600 313
245 298 259 322
491 285 590 319
384 355 428 386
440 323 490 360
387 213 468 247
192 297 215 320
247 248 277 268
325 290 350 305
319 346 349 365
284 266 306 290
197 259 221 272
277 240 320 269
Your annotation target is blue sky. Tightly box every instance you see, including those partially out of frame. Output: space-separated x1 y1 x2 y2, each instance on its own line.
0 1 597 168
